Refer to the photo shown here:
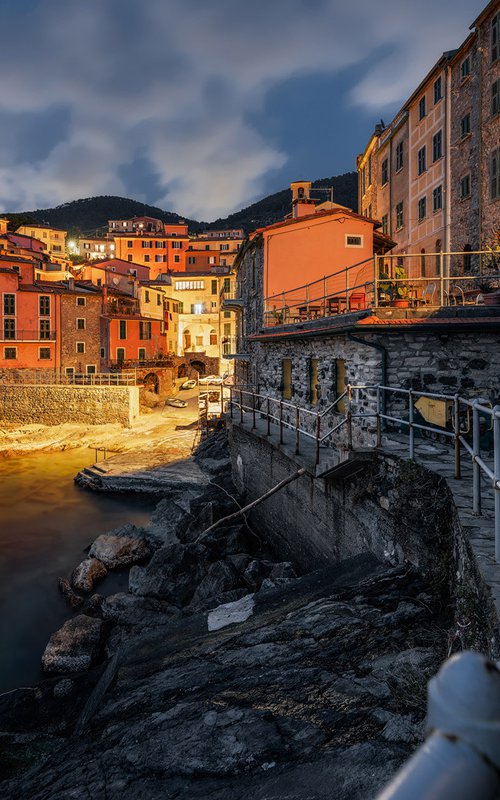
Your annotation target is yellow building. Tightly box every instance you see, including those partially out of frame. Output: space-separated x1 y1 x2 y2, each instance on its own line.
16 223 69 267
148 277 181 356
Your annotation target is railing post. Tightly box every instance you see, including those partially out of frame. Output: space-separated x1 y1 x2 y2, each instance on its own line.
267 397 271 436
345 264 349 310
295 406 300 455
252 391 256 429
347 384 353 450
454 395 462 480
323 276 326 317
279 400 284 444
376 384 382 447
439 251 445 306
494 405 500 563
374 254 378 307
409 389 414 460
315 412 321 466
239 389 243 424
472 400 481 515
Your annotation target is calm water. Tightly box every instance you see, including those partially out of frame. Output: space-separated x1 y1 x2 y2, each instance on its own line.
0 448 154 693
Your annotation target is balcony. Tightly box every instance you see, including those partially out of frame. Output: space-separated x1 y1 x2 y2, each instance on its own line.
221 336 249 360
220 288 244 311
104 299 140 317
0 330 56 341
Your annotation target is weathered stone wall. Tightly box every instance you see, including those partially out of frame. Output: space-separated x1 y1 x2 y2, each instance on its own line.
479 5 500 245
229 421 499 657
0 385 139 427
60 293 102 373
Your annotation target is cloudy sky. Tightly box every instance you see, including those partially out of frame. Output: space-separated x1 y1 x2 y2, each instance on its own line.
0 0 485 220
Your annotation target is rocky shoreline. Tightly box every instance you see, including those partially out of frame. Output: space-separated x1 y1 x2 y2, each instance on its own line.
0 431 449 799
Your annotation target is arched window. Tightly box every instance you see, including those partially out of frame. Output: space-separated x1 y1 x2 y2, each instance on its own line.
183 329 191 350
209 329 217 346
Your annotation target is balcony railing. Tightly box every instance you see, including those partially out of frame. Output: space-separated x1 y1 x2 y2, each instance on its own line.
0 369 137 386
0 330 56 341
108 358 175 369
263 250 500 327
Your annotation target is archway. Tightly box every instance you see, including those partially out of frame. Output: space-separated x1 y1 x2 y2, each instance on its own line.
190 360 206 376
177 363 188 378
143 372 159 393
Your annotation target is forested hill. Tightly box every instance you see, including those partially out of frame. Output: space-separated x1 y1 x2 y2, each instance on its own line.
2 172 358 236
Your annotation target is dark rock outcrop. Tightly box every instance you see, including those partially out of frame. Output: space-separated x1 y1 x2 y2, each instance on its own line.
89 534 150 569
71 558 108 593
41 615 104 675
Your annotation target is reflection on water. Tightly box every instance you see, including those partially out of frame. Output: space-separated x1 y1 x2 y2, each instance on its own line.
0 448 154 693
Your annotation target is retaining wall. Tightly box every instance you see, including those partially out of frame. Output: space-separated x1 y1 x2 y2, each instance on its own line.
0 385 139 427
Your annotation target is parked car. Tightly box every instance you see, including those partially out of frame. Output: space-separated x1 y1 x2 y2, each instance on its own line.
179 379 197 390
166 397 188 408
198 374 223 385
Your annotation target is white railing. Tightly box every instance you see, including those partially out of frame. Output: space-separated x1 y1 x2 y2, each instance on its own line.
229 383 500 562
0 369 138 386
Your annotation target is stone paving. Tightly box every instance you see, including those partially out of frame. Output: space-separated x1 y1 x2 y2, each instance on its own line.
230 411 500 626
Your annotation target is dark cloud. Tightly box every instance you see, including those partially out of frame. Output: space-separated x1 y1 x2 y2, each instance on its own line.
0 0 486 218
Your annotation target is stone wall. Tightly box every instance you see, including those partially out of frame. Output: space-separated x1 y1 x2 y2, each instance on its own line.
229 421 499 657
0 385 139 427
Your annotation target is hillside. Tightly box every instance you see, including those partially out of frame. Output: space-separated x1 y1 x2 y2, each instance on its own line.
2 172 358 237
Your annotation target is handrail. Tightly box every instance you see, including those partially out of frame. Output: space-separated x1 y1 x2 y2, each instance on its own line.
229 382 500 562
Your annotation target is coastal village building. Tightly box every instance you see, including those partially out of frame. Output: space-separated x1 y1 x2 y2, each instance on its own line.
357 0 500 276
186 229 244 270
16 223 70 269
111 217 189 276
72 236 115 261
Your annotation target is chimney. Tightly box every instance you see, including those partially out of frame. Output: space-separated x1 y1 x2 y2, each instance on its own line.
290 181 315 219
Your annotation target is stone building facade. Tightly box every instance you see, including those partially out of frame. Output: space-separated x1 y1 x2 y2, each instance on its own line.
357 0 500 269
60 289 102 375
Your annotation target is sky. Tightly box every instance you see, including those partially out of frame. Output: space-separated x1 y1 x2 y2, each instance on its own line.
0 0 486 221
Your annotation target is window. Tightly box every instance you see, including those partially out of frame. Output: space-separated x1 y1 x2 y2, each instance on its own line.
434 76 442 103
128 255 133 262
145 290 150 303
367 154 372 186
463 244 472 271
418 146 427 174
155 241 166 248
171 241 182 249
281 359 292 400
77 318 85 330
420 249 426 277
395 141 403 171
4 294 15 315
396 201 404 229
188 256 196 265
461 113 471 137
174 280 204 290
419 96 426 120
460 174 471 199
4 347 16 360
3 319 15 340
138 348 146 362
461 57 471 79
433 185 443 212
100 347 105 358
119 320 126 339
492 148 500 199
195 335 203 347
39 347 51 360
209 330 217 345
39 296 50 315
211 279 218 294
381 158 388 185
139 321 151 340
381 214 388 234
141 241 152 248
86 364 96 375
432 130 442 161
191 303 204 314
418 196 427 222
76 342 85 354
39 319 51 339
76 297 86 306
127 240 133 248
117 347 125 362
220 244 229 251
208 257 215 265
155 255 166 263
492 79 500 116
335 359 346 414
492 12 499 63
174 255 180 263
156 294 161 306
144 255 150 262
309 358 318 406
345 235 363 247
224 310 230 318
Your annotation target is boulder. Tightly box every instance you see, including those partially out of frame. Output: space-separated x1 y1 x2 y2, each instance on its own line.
101 592 181 628
129 542 209 605
58 577 84 609
190 560 241 607
242 559 263 590
71 558 108 593
148 500 193 547
89 534 150 569
42 615 104 674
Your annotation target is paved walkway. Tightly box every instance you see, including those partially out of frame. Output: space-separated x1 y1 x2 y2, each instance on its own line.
230 410 500 623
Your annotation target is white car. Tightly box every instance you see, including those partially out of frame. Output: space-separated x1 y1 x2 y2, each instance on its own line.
198 374 223 385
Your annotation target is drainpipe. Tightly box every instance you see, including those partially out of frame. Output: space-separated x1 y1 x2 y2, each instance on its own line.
347 332 387 419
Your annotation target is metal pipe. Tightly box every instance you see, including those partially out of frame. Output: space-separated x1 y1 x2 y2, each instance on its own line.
376 651 500 800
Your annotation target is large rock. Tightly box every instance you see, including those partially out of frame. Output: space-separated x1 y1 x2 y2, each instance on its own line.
89 534 150 569
129 542 209 605
190 560 241 607
71 558 108 593
58 577 84 609
42 615 104 674
101 593 181 628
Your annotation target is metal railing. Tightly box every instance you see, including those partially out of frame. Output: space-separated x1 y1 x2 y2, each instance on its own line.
263 250 500 327
229 382 500 563
0 369 138 386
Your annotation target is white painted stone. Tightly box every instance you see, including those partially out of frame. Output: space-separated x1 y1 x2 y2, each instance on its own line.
207 593 255 632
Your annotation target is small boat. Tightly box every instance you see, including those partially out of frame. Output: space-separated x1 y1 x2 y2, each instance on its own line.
180 379 197 390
